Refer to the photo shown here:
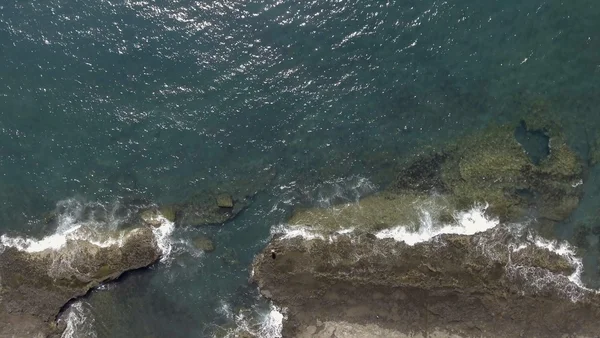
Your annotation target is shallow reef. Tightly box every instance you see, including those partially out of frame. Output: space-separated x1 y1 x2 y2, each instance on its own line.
288 119 583 236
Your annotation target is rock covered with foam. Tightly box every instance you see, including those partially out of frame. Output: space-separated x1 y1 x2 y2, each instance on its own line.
0 219 172 337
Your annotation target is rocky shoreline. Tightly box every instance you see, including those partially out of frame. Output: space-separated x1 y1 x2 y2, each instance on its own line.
0 172 273 337
1 116 597 337
0 225 163 337
250 118 600 338
252 228 600 338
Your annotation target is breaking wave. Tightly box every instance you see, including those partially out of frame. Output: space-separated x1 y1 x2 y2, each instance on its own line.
217 301 286 338
0 198 175 258
375 203 499 245
60 301 96 338
505 230 600 302
273 201 498 245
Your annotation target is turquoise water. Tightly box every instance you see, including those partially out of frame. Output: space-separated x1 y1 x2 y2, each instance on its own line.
2 0 600 336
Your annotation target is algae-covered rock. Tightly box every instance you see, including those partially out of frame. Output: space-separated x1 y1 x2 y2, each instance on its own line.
510 246 575 275
0 225 162 337
288 120 582 236
136 191 247 228
158 205 178 223
175 191 247 227
590 136 600 166
139 209 164 227
392 151 447 194
440 122 582 222
289 192 453 233
216 193 234 208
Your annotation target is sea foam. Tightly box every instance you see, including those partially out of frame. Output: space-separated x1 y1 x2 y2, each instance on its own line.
274 202 498 245
60 301 97 338
0 198 175 257
375 203 498 245
219 302 285 338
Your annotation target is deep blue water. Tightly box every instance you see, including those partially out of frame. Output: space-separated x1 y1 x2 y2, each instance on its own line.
2 0 600 336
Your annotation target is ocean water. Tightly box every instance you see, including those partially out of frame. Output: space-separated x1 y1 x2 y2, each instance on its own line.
2 0 600 336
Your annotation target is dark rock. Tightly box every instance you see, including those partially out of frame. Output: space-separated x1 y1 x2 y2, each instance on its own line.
174 191 246 227
0 226 161 337
251 228 600 338
392 151 447 194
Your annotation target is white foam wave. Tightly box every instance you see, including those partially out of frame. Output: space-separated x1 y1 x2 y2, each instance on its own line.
0 199 131 253
507 232 600 301
0 199 175 258
271 224 325 240
0 226 127 253
376 203 499 245
257 305 285 338
60 301 97 338
150 215 175 261
219 303 285 338
274 202 498 245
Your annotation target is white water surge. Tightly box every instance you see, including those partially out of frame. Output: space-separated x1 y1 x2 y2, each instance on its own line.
60 301 97 338
0 199 175 258
219 302 286 338
274 202 499 245
375 203 498 245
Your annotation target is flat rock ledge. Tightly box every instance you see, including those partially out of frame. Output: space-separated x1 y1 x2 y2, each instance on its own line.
251 227 600 338
0 226 161 338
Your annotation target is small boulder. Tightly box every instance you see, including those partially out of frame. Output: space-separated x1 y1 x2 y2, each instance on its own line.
216 194 234 208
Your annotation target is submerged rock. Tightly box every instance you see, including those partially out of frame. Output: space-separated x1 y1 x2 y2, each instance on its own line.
289 120 583 236
174 190 247 227
0 225 163 337
192 236 215 253
216 193 234 208
289 192 453 233
252 228 600 338
441 122 582 222
133 191 248 228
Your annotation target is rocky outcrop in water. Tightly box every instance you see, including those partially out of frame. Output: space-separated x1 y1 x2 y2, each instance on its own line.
251 119 595 337
289 120 583 236
252 227 600 338
0 226 163 338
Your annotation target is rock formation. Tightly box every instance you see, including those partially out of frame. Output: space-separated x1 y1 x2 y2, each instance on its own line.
288 120 583 237
252 228 600 338
251 119 596 337
0 225 164 337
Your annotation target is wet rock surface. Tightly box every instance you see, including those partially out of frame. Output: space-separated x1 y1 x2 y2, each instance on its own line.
0 226 161 338
252 229 600 338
